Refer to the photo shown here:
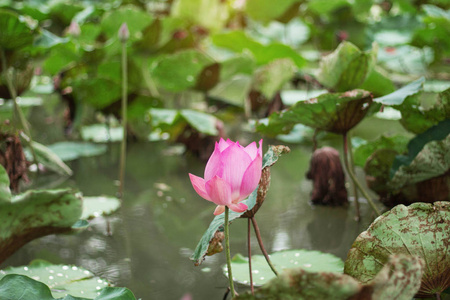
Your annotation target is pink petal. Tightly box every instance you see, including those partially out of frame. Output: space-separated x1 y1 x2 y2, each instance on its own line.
189 174 211 201
229 202 248 213
213 205 225 215
218 138 232 152
220 143 252 199
244 141 257 160
239 154 263 201
205 175 232 206
204 142 222 181
257 139 263 157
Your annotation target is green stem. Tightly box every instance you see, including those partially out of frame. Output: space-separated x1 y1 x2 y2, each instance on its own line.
225 206 236 297
118 41 128 198
248 218 254 294
342 133 380 216
251 217 279 276
347 132 360 221
0 49 38 166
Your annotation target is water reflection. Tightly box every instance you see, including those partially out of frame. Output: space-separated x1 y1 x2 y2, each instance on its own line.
2 141 378 299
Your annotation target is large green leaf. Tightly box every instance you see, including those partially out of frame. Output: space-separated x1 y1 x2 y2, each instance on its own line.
359 67 395 97
396 88 450 134
81 124 123 143
100 5 153 40
252 58 296 99
389 121 450 190
190 146 290 265
257 89 373 136
344 202 450 298
373 77 425 106
244 0 301 22
72 77 121 110
226 250 344 286
28 141 73 176
81 196 121 220
208 75 252 107
171 0 229 32
47 142 107 161
0 189 82 263
0 9 36 50
0 274 136 300
238 255 423 300
316 41 377 92
212 31 305 68
150 50 213 92
0 165 11 203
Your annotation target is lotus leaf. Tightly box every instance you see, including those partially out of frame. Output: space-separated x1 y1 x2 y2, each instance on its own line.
190 146 289 265
48 142 107 161
316 41 376 92
252 58 296 99
81 124 123 143
0 274 136 300
27 141 73 176
257 89 373 136
353 135 409 168
171 0 229 32
0 189 82 263
100 5 153 40
344 202 450 298
0 9 36 50
0 165 11 203
81 196 121 220
237 255 423 300
244 0 300 22
225 250 344 286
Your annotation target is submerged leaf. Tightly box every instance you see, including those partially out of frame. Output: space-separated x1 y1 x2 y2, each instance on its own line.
344 202 450 298
257 90 373 136
190 145 290 265
226 250 344 286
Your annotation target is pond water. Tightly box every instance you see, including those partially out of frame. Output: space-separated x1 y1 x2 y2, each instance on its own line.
1 103 400 299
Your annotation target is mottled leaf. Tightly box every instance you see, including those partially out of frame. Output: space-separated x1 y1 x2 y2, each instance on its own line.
257 90 373 136
190 146 290 265
0 189 82 264
344 202 450 298
316 41 377 92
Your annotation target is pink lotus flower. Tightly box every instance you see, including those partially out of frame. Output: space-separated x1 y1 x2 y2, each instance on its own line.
189 139 263 215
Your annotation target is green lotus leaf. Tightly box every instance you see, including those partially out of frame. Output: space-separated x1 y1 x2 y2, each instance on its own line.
81 196 121 220
359 67 395 97
257 89 373 136
237 255 423 300
244 0 300 22
47 142 107 161
252 58 296 99
225 250 344 286
27 141 73 176
364 149 400 195
0 165 11 203
171 0 229 32
0 9 37 50
72 77 121 110
150 50 213 92
0 273 136 300
373 77 425 106
190 146 290 265
344 202 450 298
81 124 123 143
396 88 450 134
353 135 409 168
316 41 377 92
208 75 252 107
0 189 82 264
100 5 153 40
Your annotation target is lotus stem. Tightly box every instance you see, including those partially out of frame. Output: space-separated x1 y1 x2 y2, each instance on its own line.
248 218 254 294
435 293 441 300
342 133 381 217
251 217 278 276
0 49 38 166
347 132 360 221
118 39 128 198
225 206 236 297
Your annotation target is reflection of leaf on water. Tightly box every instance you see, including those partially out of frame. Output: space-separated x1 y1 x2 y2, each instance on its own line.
345 202 450 298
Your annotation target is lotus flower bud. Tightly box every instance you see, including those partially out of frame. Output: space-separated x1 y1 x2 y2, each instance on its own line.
189 138 263 215
118 23 129 43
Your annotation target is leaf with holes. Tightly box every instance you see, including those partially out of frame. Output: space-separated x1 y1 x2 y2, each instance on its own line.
344 202 450 298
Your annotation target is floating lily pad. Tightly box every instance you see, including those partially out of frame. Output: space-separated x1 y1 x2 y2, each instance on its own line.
0 178 82 263
344 202 450 298
81 196 121 220
47 142 107 161
257 89 373 136
190 146 290 265
225 250 344 286
316 41 377 92
81 124 123 143
0 273 136 299
237 255 423 300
